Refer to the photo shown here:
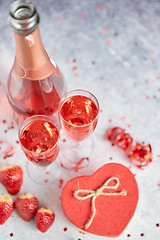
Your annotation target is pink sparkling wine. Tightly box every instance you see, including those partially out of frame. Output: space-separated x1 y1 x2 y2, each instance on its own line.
60 95 99 141
19 119 59 166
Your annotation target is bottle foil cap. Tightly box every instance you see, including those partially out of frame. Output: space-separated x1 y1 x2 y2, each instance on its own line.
9 0 39 36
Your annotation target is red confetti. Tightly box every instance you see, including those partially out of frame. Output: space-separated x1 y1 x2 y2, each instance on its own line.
151 59 155 64
157 183 160 187
145 95 150 99
108 119 112 123
103 28 108 33
52 51 57 55
72 66 77 71
97 5 103 11
79 230 85 234
114 32 119 37
150 80 154 84
107 39 112 45
59 178 64 188
58 18 64 22
44 179 48 183
10 233 14 237
64 227 67 231
151 50 155 55
107 127 152 169
79 12 84 18
121 115 126 120
60 162 64 168
7 121 15 130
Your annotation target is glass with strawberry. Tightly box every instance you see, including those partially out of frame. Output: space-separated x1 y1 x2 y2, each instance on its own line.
59 89 99 170
18 115 60 183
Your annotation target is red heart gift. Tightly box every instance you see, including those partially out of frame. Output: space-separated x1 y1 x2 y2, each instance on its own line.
61 163 139 237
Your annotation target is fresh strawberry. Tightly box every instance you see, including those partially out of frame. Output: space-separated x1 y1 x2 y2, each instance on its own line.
15 193 39 222
35 207 55 233
0 194 14 225
0 164 23 195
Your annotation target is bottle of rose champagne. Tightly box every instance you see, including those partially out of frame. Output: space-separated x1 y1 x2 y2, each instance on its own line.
7 0 66 125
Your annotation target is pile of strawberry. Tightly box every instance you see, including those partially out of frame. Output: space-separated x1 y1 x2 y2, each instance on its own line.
0 164 55 233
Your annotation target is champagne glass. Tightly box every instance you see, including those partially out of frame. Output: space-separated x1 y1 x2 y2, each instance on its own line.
59 89 99 170
18 115 60 184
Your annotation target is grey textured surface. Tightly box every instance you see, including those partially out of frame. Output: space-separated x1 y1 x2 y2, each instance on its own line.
0 0 160 239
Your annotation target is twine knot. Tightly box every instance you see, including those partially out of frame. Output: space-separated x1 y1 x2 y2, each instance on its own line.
74 176 127 229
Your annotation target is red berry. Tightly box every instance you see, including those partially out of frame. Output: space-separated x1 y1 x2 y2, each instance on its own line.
15 193 39 222
0 164 23 195
35 207 55 233
0 194 14 225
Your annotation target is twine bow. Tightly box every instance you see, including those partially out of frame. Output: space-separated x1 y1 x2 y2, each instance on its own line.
74 177 127 229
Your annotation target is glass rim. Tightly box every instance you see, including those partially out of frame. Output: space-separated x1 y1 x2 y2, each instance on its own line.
18 114 60 155
59 89 100 128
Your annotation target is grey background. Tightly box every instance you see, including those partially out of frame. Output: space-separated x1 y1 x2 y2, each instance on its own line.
0 0 160 239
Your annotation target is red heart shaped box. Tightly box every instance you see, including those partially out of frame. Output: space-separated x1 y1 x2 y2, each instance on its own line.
61 163 139 237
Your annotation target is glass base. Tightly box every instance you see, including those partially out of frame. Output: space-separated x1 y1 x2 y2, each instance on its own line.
59 137 94 170
26 159 61 184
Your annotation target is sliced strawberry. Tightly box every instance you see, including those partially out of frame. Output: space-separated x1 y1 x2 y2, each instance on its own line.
15 193 39 222
35 207 55 233
0 164 23 195
0 194 14 225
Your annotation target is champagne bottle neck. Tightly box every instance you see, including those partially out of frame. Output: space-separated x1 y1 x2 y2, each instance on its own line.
13 27 55 80
9 0 55 80
14 27 49 68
